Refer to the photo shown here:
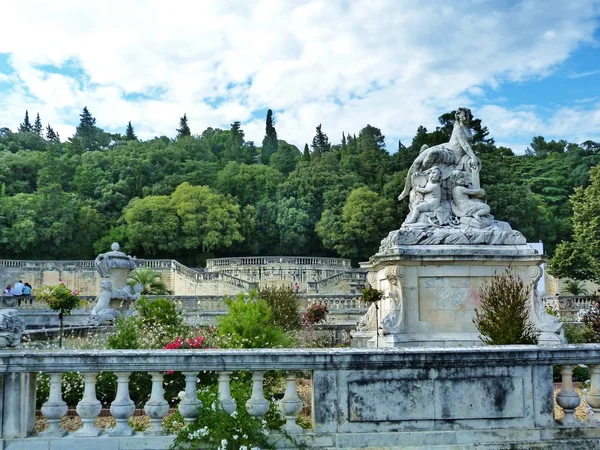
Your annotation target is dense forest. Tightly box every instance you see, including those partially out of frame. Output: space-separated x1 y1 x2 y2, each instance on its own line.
0 107 599 268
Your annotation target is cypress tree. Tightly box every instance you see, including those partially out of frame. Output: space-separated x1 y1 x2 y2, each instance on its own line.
18 110 33 133
75 106 99 150
177 114 191 138
33 113 43 136
125 121 137 141
302 143 311 162
260 109 278 164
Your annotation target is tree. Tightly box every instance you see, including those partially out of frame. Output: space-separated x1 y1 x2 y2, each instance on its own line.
269 141 301 175
33 113 43 136
125 121 137 141
302 143 311 162
127 268 169 295
311 124 330 155
549 165 600 281
46 124 60 143
18 111 33 133
177 114 191 138
260 109 278 164
75 106 109 151
473 272 539 345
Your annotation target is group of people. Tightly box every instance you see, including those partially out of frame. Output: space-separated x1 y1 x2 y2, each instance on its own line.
3 280 33 303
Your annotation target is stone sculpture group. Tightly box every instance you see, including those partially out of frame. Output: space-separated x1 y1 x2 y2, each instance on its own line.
382 107 526 250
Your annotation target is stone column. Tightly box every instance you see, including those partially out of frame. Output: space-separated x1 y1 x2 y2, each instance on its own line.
218 371 236 414
40 373 68 436
75 373 102 436
245 371 269 417
109 372 135 436
585 365 600 424
144 372 169 435
178 372 202 423
556 365 581 425
279 372 303 433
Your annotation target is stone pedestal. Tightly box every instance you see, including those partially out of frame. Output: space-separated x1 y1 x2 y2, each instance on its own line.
354 245 563 348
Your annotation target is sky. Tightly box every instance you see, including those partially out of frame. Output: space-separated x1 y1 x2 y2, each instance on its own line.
0 0 599 153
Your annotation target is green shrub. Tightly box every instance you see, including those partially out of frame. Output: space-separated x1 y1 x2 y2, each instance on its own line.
258 286 302 330
474 272 539 345
564 323 593 344
217 292 292 349
127 268 170 295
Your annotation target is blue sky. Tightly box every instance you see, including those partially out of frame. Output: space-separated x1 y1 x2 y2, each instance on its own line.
0 0 599 153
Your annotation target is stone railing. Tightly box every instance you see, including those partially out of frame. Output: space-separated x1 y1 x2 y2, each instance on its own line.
3 346 600 448
308 270 367 293
171 260 258 291
0 260 96 269
206 256 352 269
543 295 597 322
306 295 365 310
136 259 173 270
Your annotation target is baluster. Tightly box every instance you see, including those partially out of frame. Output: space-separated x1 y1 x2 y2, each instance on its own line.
556 365 582 425
585 365 600 424
279 373 303 433
218 371 237 413
109 372 135 436
178 372 202 423
40 373 68 436
75 373 102 436
246 371 269 416
144 372 170 435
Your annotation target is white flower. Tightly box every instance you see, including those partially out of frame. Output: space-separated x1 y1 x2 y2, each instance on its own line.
243 434 248 439
233 434 239 440
220 438 228 448
231 410 238 417
239 446 248 450
262 429 269 436
178 391 186 400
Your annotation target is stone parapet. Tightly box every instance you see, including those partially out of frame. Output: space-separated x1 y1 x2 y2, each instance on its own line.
2 345 600 448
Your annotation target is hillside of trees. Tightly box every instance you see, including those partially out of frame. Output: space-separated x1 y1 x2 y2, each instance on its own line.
0 107 599 268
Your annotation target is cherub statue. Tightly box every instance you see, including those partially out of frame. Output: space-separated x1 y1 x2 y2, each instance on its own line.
404 167 442 224
451 171 491 221
398 107 481 201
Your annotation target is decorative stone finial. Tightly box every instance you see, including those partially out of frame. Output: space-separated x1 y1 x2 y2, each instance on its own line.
111 242 120 252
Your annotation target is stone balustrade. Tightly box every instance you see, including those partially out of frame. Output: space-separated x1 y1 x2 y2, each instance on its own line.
3 346 600 448
543 295 597 322
206 256 351 269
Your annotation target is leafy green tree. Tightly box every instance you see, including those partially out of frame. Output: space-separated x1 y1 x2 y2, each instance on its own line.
18 111 33 134
549 165 600 281
216 162 283 206
176 114 191 138
33 113 43 136
311 124 330 155
125 121 137 141
268 141 301 175
317 186 395 260
74 106 109 151
260 109 278 164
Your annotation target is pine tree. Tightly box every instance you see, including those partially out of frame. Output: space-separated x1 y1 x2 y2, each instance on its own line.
260 109 278 164
33 113 43 136
18 110 33 133
311 124 330 155
302 143 311 162
177 114 191 138
75 106 99 150
46 124 60 143
125 121 137 141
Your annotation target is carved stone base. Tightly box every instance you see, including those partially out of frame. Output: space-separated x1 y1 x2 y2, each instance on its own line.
353 244 564 348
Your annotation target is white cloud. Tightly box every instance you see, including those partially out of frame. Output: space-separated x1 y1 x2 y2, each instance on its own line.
0 0 598 150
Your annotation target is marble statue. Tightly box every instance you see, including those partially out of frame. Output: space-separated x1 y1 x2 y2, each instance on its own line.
380 107 526 249
0 309 24 347
88 243 141 325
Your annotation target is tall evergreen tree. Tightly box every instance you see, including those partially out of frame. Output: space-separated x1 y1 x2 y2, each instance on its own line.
125 121 137 141
75 106 99 150
302 143 311 162
46 124 60 143
18 110 33 133
260 109 278 164
311 124 330 155
33 113 43 136
177 114 191 138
